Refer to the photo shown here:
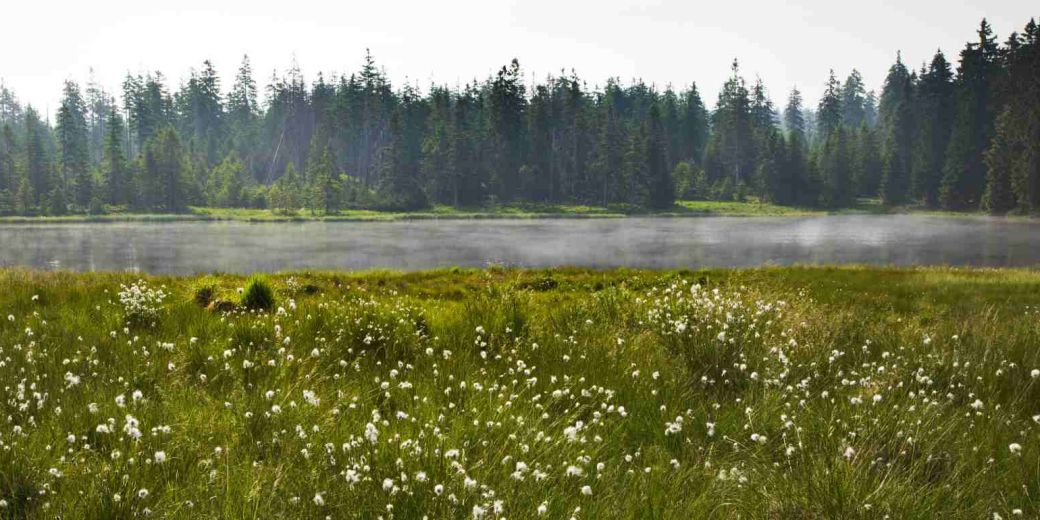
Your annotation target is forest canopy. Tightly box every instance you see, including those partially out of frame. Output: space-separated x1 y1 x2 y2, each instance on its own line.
0 17 1037 216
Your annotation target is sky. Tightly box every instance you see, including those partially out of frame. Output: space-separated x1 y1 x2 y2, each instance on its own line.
1 0 1035 117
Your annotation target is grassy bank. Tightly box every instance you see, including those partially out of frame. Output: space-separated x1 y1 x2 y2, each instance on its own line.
2 266 1040 518
0 198 1011 223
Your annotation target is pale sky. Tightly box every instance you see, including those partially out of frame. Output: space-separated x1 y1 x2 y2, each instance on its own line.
1 0 1035 117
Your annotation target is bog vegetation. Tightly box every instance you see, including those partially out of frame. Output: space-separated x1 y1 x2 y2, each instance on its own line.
0 17 1038 218
1 267 1040 518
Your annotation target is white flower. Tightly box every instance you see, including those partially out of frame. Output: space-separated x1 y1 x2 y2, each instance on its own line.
1009 443 1023 455
313 493 325 506
843 446 856 460
138 488 149 499
537 501 548 515
581 485 592 496
154 451 166 464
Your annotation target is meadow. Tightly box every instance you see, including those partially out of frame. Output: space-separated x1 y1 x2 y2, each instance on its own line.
2 266 1040 518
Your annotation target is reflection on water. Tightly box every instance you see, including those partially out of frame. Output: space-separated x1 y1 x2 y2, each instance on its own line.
1 215 1038 274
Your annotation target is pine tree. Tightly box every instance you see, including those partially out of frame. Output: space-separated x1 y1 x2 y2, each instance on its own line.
817 70 844 139
307 145 340 215
988 19 1040 212
590 83 625 205
646 103 674 209
379 111 428 210
878 53 915 204
678 83 708 164
941 19 1001 210
841 69 868 128
705 60 755 189
820 126 854 207
24 107 49 207
143 127 188 211
272 162 302 214
0 123 14 195
981 110 1016 213
911 51 955 206
488 59 527 201
102 113 130 206
228 55 260 176
853 123 883 197
57 80 90 193
421 87 456 205
783 88 806 138
0 124 15 214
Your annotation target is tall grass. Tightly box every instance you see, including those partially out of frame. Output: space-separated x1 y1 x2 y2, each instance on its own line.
0 267 1038 518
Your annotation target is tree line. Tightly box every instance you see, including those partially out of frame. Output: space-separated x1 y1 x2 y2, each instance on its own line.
0 17 1037 216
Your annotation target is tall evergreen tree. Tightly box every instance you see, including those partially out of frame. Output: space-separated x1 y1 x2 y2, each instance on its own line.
981 110 1016 213
817 70 844 139
820 126 854 207
379 110 428 210
941 19 1001 209
986 19 1039 213
841 69 868 128
488 59 527 201
56 80 90 193
102 112 129 205
142 127 188 211
24 107 50 206
705 60 755 189
645 103 674 209
878 53 915 204
678 83 708 164
911 50 954 206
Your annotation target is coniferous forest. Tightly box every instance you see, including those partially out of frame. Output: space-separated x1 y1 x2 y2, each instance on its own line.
0 17 1037 217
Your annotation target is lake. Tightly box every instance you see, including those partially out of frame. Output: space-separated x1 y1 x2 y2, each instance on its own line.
1 215 1039 274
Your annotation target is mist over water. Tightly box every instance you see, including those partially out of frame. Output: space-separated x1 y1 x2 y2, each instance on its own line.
1 215 1039 274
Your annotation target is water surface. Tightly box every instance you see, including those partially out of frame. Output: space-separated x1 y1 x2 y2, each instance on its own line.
1 215 1038 274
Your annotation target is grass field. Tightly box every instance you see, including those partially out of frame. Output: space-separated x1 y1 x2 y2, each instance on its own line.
2 266 1040 518
0 198 1009 223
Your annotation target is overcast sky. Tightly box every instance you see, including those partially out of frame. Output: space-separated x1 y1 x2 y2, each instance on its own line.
1 0 1035 117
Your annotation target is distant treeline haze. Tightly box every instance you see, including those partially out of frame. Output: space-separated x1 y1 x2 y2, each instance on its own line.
0 17 1037 216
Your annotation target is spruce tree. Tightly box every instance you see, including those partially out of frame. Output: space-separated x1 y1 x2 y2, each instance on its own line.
841 69 867 128
878 54 915 204
678 83 708 164
940 19 1001 210
379 110 428 210
646 103 674 209
981 110 1016 213
989 19 1039 212
24 107 49 207
307 146 340 215
817 70 844 139
102 113 129 206
820 126 854 207
143 127 188 211
705 60 755 190
56 80 90 193
911 51 954 206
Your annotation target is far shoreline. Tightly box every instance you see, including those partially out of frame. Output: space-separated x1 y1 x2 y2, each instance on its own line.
0 199 1033 224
